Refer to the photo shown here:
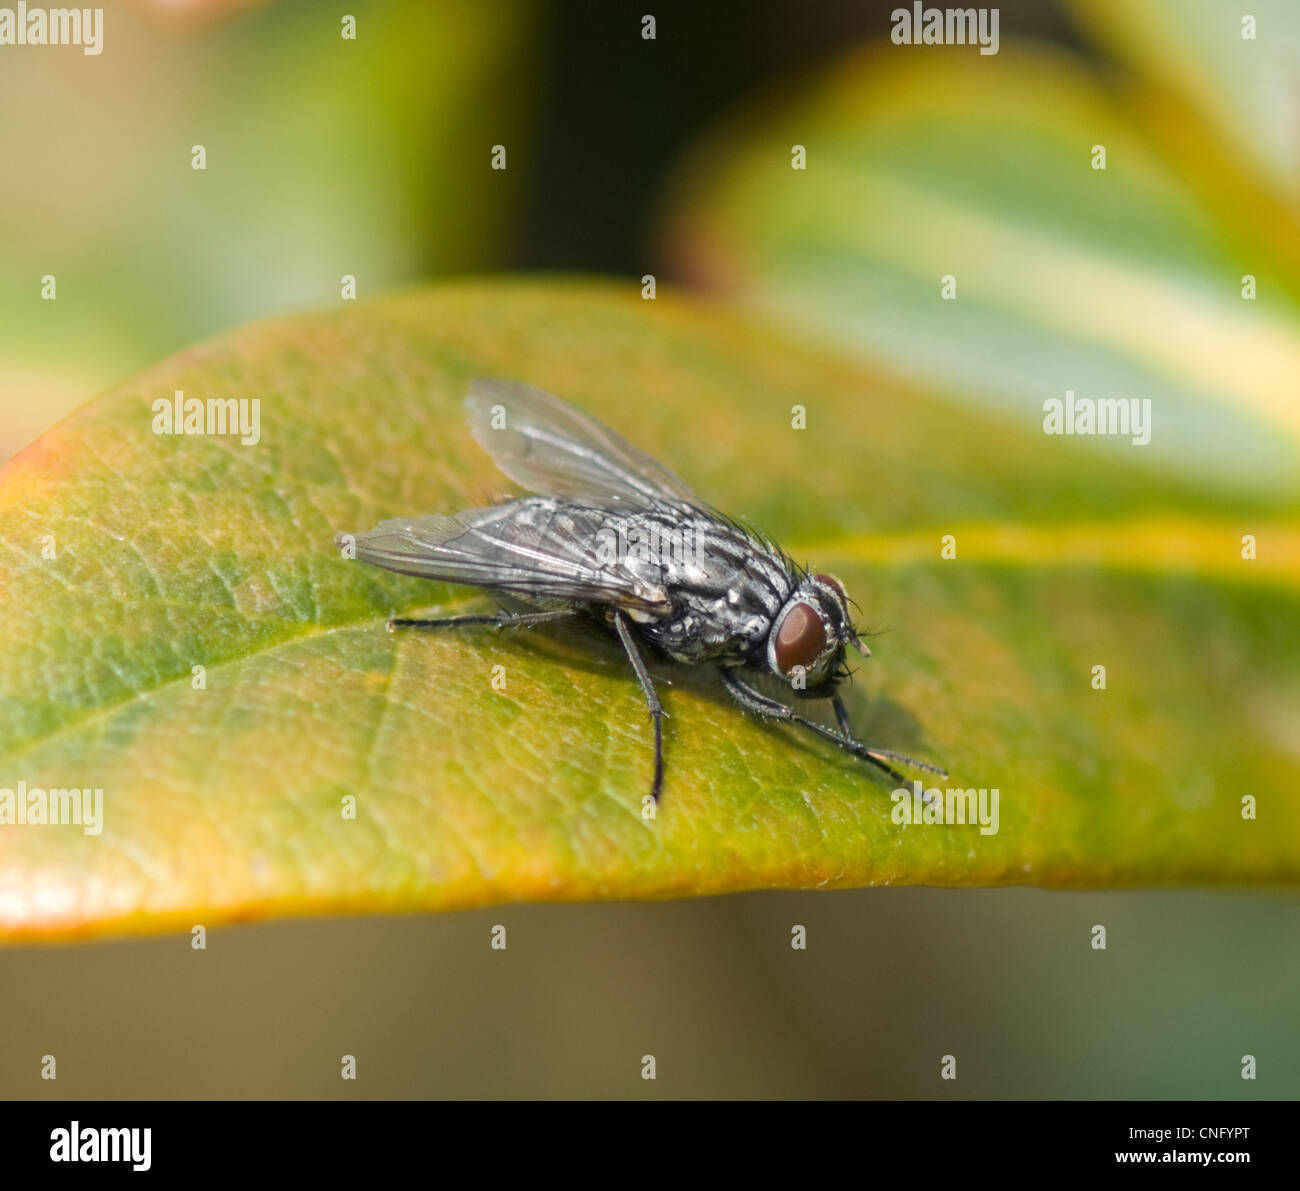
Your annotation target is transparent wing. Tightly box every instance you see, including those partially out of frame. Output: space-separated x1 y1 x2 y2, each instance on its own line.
466 378 702 510
341 502 671 610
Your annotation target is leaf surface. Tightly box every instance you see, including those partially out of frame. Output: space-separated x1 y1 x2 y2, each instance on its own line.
1 281 1296 940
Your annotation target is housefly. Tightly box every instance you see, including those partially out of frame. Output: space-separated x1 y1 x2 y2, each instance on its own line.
339 379 947 801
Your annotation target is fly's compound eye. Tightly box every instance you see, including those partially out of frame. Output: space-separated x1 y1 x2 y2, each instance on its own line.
814 573 848 603
772 601 828 677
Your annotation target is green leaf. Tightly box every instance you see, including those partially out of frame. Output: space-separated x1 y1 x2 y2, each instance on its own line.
1071 0 1300 207
1 280 1297 940
661 42 1300 502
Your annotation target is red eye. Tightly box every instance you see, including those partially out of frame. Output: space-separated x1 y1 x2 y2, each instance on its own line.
773 601 828 676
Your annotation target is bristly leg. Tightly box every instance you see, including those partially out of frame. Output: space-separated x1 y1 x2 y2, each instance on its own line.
387 609 577 632
612 609 667 802
720 668 947 785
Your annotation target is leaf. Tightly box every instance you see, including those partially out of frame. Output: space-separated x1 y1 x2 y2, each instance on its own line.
660 41 1300 502
0 280 1296 941
1070 0 1300 208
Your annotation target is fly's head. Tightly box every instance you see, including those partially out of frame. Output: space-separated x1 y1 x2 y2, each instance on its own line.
766 573 869 697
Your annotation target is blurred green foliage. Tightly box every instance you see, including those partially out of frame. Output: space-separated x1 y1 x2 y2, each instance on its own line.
0 0 534 458
662 15 1300 501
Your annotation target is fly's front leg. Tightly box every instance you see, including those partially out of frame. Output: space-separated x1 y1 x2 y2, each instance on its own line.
832 693 854 738
720 668 902 784
388 609 577 632
719 668 947 785
830 692 941 781
611 610 667 802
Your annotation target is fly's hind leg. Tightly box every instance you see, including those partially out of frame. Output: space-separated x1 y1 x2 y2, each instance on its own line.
388 608 577 632
611 610 667 802
719 668 947 785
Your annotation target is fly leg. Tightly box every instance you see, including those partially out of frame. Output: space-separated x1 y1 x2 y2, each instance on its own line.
388 609 577 632
831 692 944 777
832 693 855 738
612 610 667 802
719 668 947 784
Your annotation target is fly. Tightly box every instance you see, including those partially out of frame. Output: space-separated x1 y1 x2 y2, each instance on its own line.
337 379 947 801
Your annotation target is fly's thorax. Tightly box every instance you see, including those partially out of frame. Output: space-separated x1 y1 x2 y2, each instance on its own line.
590 507 715 580
766 573 860 690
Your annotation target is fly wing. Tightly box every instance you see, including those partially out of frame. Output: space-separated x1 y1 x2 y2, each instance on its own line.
341 502 672 610
466 378 703 510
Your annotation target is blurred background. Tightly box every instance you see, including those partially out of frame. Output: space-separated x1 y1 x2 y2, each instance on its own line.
1 0 1297 1098
0 0 1087 461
